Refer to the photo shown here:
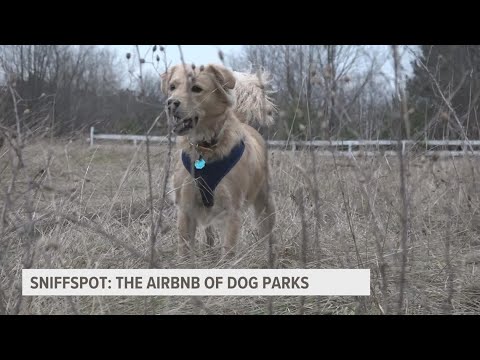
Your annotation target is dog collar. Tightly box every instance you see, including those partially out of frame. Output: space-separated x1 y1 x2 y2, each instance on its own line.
189 139 218 155
187 115 228 156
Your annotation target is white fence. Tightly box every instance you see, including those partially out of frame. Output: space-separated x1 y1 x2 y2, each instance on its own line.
88 127 480 157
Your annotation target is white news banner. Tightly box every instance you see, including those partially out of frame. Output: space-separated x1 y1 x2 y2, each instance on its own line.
22 269 370 296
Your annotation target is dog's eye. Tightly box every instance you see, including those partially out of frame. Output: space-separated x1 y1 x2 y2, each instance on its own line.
191 85 203 93
169 84 176 91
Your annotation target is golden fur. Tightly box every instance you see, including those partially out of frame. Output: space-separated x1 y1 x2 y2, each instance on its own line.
161 63 276 257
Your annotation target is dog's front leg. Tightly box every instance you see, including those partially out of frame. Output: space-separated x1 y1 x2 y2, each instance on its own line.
223 212 241 257
205 226 216 248
177 210 197 259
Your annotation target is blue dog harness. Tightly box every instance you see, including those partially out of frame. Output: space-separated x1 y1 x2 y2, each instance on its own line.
182 140 245 207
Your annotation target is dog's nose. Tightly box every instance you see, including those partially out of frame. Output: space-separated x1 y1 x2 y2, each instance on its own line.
167 99 181 109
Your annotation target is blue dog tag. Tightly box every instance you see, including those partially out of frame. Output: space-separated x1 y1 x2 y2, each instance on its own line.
195 158 206 170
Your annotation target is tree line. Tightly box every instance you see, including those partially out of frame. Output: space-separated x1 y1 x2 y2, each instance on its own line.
0 45 163 139
1 45 479 141
228 45 480 141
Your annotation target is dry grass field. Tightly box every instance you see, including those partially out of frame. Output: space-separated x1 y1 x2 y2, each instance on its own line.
1 138 480 315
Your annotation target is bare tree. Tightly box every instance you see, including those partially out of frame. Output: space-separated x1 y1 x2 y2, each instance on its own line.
229 45 387 140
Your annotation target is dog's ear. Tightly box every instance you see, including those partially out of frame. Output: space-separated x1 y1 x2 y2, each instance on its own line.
205 64 236 90
160 66 177 95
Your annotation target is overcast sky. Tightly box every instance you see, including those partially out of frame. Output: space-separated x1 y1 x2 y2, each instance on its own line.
97 45 414 90
105 45 241 67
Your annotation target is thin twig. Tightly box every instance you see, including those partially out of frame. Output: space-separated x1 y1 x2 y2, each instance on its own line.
392 45 410 315
293 187 307 315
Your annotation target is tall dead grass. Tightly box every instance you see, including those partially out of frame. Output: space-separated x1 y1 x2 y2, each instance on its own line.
1 137 479 314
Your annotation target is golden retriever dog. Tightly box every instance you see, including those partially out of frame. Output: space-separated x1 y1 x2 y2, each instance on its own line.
161 63 276 258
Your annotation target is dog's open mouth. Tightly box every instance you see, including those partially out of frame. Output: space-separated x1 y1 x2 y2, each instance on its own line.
173 116 199 135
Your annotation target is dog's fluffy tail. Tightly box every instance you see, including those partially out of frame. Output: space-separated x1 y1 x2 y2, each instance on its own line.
232 70 277 127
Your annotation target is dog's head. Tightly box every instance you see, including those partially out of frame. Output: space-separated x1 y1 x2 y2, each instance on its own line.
161 63 236 136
